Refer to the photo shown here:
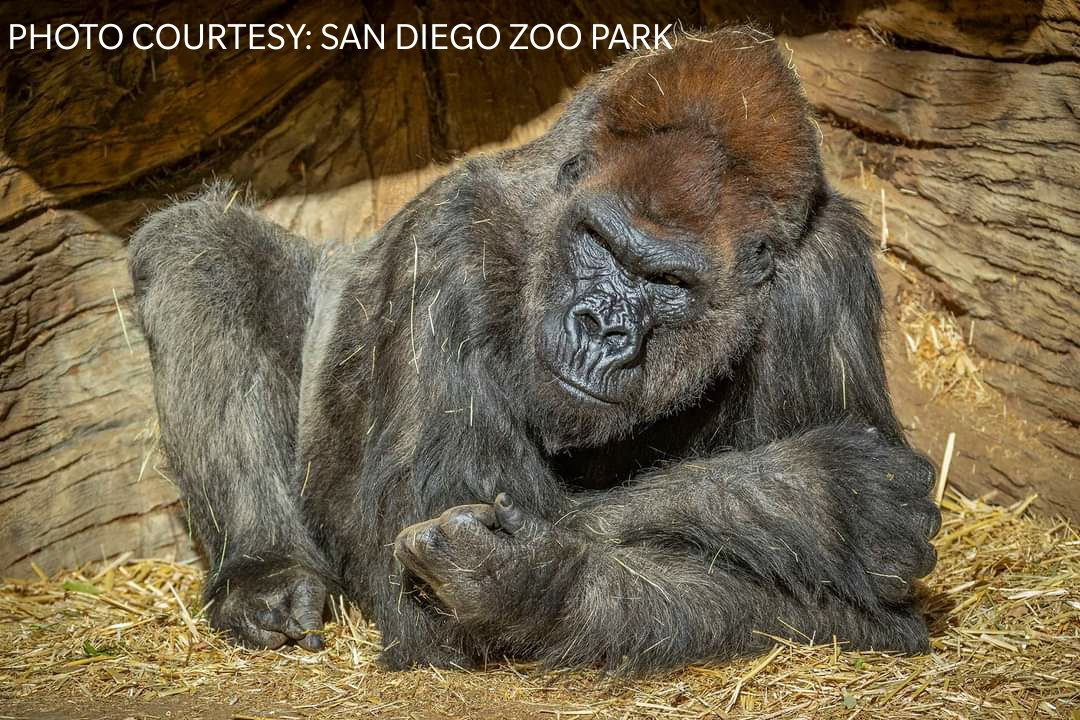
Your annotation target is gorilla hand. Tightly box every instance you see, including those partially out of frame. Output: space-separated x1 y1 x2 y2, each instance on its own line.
394 495 584 639
839 432 942 603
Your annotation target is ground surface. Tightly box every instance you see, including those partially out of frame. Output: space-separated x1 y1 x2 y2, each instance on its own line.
1 494 1077 720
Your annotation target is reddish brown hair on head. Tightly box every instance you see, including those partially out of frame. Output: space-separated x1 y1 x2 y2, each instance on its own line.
590 27 821 249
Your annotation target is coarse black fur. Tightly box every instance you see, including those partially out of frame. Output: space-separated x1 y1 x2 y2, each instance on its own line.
129 27 940 672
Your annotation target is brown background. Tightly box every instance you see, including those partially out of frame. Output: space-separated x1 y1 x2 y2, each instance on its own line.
1 0 1077 577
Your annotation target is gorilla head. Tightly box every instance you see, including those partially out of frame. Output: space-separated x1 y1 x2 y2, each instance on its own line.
520 32 823 449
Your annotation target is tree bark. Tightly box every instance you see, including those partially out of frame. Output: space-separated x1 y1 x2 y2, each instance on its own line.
787 30 1080 425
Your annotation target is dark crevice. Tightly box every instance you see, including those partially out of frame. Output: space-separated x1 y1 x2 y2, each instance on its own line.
842 22 1077 66
812 108 956 150
415 0 451 163
0 450 89 492
1043 431 1080 457
0 205 50 235
0 413 58 445
4 497 182 573
1 295 117 370
886 248 974 319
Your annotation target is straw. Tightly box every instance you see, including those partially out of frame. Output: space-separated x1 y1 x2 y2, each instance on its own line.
1 492 1076 718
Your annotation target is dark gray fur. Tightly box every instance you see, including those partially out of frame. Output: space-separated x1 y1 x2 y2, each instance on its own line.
129 34 940 671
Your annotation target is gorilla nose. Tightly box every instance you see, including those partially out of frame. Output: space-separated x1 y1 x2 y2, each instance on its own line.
574 306 621 338
572 306 638 354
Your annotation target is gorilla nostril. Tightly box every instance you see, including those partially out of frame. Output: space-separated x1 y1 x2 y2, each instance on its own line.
603 329 633 352
572 308 632 345
574 309 602 337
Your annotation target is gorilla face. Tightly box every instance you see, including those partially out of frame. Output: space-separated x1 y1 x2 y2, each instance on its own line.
539 191 709 406
525 148 779 451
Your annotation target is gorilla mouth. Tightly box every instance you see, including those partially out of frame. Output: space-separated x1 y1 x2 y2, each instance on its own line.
548 366 621 405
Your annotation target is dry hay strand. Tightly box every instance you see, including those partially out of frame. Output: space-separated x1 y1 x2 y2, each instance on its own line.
896 287 991 406
1 493 1078 719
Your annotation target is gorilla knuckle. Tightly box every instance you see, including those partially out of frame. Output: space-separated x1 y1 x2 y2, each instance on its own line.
441 507 475 529
255 604 288 629
439 505 495 538
919 501 943 539
907 454 937 494
412 523 447 554
916 542 938 579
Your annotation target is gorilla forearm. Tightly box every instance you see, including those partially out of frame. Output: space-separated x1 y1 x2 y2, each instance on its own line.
387 423 938 670
393 488 931 671
569 422 940 608
540 544 929 670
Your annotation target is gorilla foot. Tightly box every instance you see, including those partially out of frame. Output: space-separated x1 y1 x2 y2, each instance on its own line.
207 558 329 651
853 602 931 655
378 634 479 671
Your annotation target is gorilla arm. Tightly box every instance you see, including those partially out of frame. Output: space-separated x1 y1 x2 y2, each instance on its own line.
394 422 940 670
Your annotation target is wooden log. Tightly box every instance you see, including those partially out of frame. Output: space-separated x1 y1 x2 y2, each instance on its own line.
787 31 1080 425
0 0 360 226
0 207 193 575
845 0 1080 59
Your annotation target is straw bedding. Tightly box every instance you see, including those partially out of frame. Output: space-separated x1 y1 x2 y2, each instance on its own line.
1 492 1077 719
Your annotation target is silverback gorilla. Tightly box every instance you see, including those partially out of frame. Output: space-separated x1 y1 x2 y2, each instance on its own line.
129 28 941 671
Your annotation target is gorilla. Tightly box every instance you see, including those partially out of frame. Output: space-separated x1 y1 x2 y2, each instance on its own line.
129 27 941 671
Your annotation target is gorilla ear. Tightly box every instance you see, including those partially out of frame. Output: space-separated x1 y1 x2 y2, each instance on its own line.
557 153 589 191
738 233 775 286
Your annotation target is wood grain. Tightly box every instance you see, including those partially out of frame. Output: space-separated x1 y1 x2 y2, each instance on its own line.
789 31 1080 424
0 209 191 573
846 0 1080 59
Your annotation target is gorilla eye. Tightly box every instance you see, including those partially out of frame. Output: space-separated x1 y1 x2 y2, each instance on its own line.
584 226 613 254
650 272 687 287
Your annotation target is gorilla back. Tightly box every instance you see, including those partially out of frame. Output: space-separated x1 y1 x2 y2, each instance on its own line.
130 27 940 671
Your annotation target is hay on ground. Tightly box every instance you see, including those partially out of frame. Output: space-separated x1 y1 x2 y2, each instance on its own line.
1 492 1077 719
895 286 991 407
